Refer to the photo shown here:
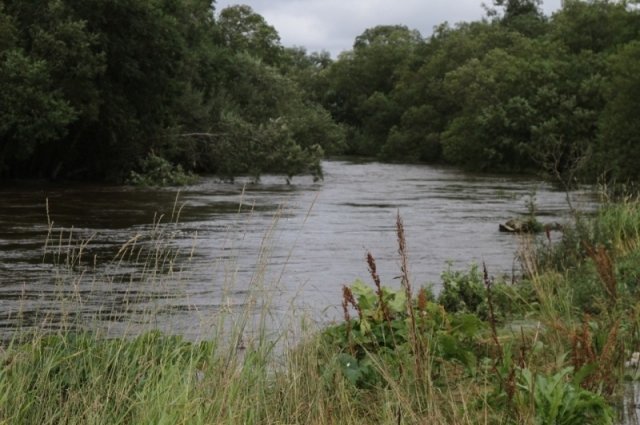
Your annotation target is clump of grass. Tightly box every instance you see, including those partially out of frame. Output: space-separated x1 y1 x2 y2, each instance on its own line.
536 200 640 273
1 331 217 424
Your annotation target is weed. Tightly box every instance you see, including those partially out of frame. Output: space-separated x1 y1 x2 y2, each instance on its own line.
515 367 614 425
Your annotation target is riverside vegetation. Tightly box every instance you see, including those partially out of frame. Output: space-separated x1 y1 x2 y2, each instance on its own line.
4 0 640 423
3 199 640 424
3 0 640 184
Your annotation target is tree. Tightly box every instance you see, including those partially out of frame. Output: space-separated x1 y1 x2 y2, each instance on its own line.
322 25 423 155
0 0 336 182
0 50 76 176
194 49 342 178
387 21 525 163
279 47 332 103
494 0 542 19
439 33 604 174
551 0 640 54
0 0 100 178
217 5 283 65
489 0 548 37
0 4 17 51
597 41 640 181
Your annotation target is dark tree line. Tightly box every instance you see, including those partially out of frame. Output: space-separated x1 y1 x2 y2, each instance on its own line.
317 0 640 182
2 0 640 183
0 0 343 182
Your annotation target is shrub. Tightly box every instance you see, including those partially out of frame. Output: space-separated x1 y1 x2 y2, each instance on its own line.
437 264 528 321
127 152 198 186
515 367 614 425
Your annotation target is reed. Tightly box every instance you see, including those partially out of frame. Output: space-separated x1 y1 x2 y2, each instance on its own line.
5 201 640 424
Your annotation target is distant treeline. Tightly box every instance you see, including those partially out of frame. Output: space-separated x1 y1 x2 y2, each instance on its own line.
320 0 640 182
1 0 640 183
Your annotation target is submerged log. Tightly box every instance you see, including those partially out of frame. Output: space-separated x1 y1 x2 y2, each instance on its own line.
499 219 530 233
499 219 562 233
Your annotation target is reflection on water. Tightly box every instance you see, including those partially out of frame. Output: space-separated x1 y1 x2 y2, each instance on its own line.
0 160 597 338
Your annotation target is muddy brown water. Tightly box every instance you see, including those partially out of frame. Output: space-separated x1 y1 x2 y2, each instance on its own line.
0 160 596 339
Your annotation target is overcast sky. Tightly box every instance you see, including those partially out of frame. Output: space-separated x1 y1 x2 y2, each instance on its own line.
214 0 564 57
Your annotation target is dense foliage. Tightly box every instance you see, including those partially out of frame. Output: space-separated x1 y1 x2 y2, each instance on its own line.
316 201 640 423
0 0 342 182
2 0 640 183
318 0 640 182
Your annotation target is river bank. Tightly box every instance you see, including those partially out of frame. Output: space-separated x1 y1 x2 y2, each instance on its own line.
2 198 640 424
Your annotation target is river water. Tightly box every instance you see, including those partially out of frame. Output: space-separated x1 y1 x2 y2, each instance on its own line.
0 160 595 338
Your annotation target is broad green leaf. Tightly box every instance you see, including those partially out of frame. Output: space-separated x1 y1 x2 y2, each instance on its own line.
387 290 407 314
351 280 377 312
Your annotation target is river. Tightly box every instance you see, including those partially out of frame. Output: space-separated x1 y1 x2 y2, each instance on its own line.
0 160 595 338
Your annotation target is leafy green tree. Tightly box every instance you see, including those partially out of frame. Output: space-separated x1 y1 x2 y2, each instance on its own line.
323 25 423 155
0 0 335 182
382 105 442 161
0 0 96 177
279 47 332 103
440 34 605 173
183 47 342 178
357 91 402 155
597 41 640 181
490 0 548 37
217 5 283 65
387 22 523 163
0 50 76 176
440 42 542 170
0 4 17 51
75 0 204 179
494 0 542 17
287 103 346 155
0 0 215 180
529 49 606 183
4 0 640 184
551 0 640 54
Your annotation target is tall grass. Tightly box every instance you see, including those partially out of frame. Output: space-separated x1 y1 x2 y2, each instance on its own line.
5 199 640 424
0 199 493 424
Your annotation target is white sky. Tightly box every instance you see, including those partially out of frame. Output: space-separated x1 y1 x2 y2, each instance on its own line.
214 0 564 57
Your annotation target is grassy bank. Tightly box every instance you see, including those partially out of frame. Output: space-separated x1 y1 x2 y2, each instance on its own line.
3 202 640 424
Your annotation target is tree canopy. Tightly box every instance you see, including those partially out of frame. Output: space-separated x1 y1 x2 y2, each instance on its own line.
318 0 640 183
2 0 640 184
0 0 342 182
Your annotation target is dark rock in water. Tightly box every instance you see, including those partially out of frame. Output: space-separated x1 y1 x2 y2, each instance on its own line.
499 219 530 233
499 222 517 233
499 219 562 233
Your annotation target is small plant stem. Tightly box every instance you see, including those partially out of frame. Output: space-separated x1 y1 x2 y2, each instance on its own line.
367 252 390 321
483 262 502 358
396 212 423 379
